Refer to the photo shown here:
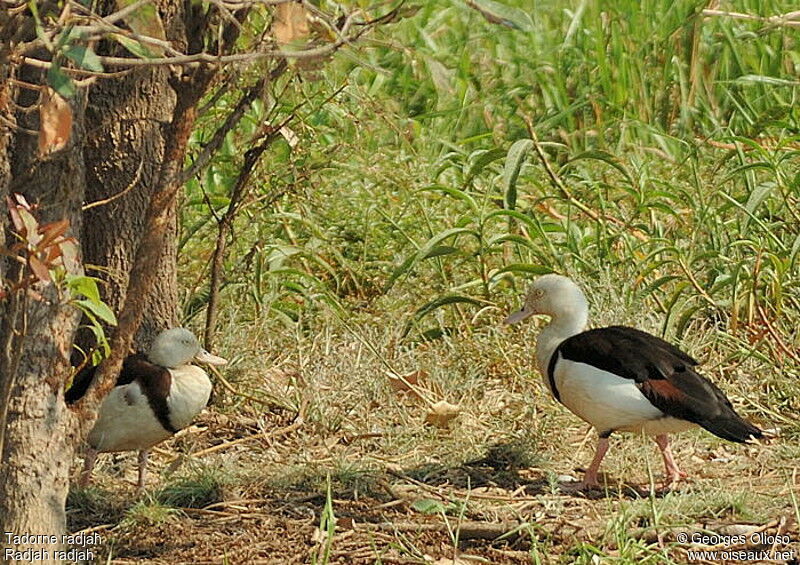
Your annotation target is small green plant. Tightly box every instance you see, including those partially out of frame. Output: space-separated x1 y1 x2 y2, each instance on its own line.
311 474 336 565
120 498 180 529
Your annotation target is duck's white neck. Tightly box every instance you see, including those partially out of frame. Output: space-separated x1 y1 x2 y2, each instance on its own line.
535 307 589 376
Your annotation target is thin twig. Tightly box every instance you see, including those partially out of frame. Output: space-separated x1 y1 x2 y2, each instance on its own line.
188 417 304 459
180 60 287 186
82 160 143 210
520 113 648 242
756 304 800 364
22 38 347 70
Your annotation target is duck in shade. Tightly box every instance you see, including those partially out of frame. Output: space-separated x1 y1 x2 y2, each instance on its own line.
66 328 227 490
505 274 763 490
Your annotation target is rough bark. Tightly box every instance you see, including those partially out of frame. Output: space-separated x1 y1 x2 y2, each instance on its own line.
82 65 179 349
0 59 86 561
80 67 217 410
80 0 185 351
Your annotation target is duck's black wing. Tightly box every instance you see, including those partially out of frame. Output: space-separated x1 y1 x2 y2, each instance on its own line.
555 326 762 442
65 353 150 404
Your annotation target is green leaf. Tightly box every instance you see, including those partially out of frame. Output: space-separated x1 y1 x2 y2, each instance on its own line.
413 294 485 321
110 33 157 59
464 147 506 184
733 75 799 87
67 275 102 302
63 44 104 72
503 139 533 210
411 498 448 514
28 0 52 50
485 208 540 234
418 185 478 214
47 64 76 99
566 150 633 185
384 227 478 292
489 263 552 283
75 299 117 325
744 182 775 217
640 275 680 298
422 246 458 259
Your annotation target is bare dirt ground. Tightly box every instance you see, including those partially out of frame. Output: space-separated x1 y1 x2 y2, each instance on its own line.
67 404 800 564
67 322 800 564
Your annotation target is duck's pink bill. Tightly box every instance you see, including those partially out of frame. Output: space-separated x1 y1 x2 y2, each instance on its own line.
504 309 532 325
195 349 228 365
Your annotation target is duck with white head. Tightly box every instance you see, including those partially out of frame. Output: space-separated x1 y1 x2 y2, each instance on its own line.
67 328 227 491
505 274 763 490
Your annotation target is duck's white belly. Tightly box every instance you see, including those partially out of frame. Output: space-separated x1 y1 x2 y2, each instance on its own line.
88 383 172 452
552 358 696 436
88 366 212 452
165 365 212 430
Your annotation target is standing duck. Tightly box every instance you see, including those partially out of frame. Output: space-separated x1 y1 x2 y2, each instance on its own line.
504 274 763 489
66 327 227 490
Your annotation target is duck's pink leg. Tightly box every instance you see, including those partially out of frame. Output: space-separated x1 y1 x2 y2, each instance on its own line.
79 448 98 486
562 436 609 491
136 449 149 492
654 434 688 485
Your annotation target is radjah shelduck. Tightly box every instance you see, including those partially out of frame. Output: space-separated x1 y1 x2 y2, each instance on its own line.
66 328 227 490
505 274 763 490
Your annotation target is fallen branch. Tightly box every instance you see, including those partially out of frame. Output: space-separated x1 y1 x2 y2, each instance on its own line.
187 414 305 459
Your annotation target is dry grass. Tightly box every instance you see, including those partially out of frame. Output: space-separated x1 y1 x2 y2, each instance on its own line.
67 286 800 563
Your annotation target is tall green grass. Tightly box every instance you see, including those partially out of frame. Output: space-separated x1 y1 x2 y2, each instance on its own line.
178 0 799 362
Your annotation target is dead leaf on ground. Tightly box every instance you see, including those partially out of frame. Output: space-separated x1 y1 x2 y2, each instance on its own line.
387 370 427 392
272 3 310 45
38 87 72 157
425 400 460 429
336 516 355 530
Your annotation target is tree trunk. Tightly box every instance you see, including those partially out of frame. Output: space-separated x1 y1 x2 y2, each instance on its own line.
0 61 86 560
0 2 186 556
80 0 185 351
0 0 254 557
82 65 179 350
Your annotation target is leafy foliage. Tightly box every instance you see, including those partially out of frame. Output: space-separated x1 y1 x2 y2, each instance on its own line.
177 0 798 364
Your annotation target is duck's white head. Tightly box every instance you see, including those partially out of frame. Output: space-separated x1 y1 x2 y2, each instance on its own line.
504 274 589 326
147 328 228 369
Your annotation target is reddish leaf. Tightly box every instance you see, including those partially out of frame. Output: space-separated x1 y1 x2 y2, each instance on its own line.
37 218 70 249
7 195 28 234
38 87 73 157
45 243 63 265
272 3 310 45
28 255 51 283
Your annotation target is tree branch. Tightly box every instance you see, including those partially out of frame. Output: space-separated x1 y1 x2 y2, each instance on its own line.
180 60 287 186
